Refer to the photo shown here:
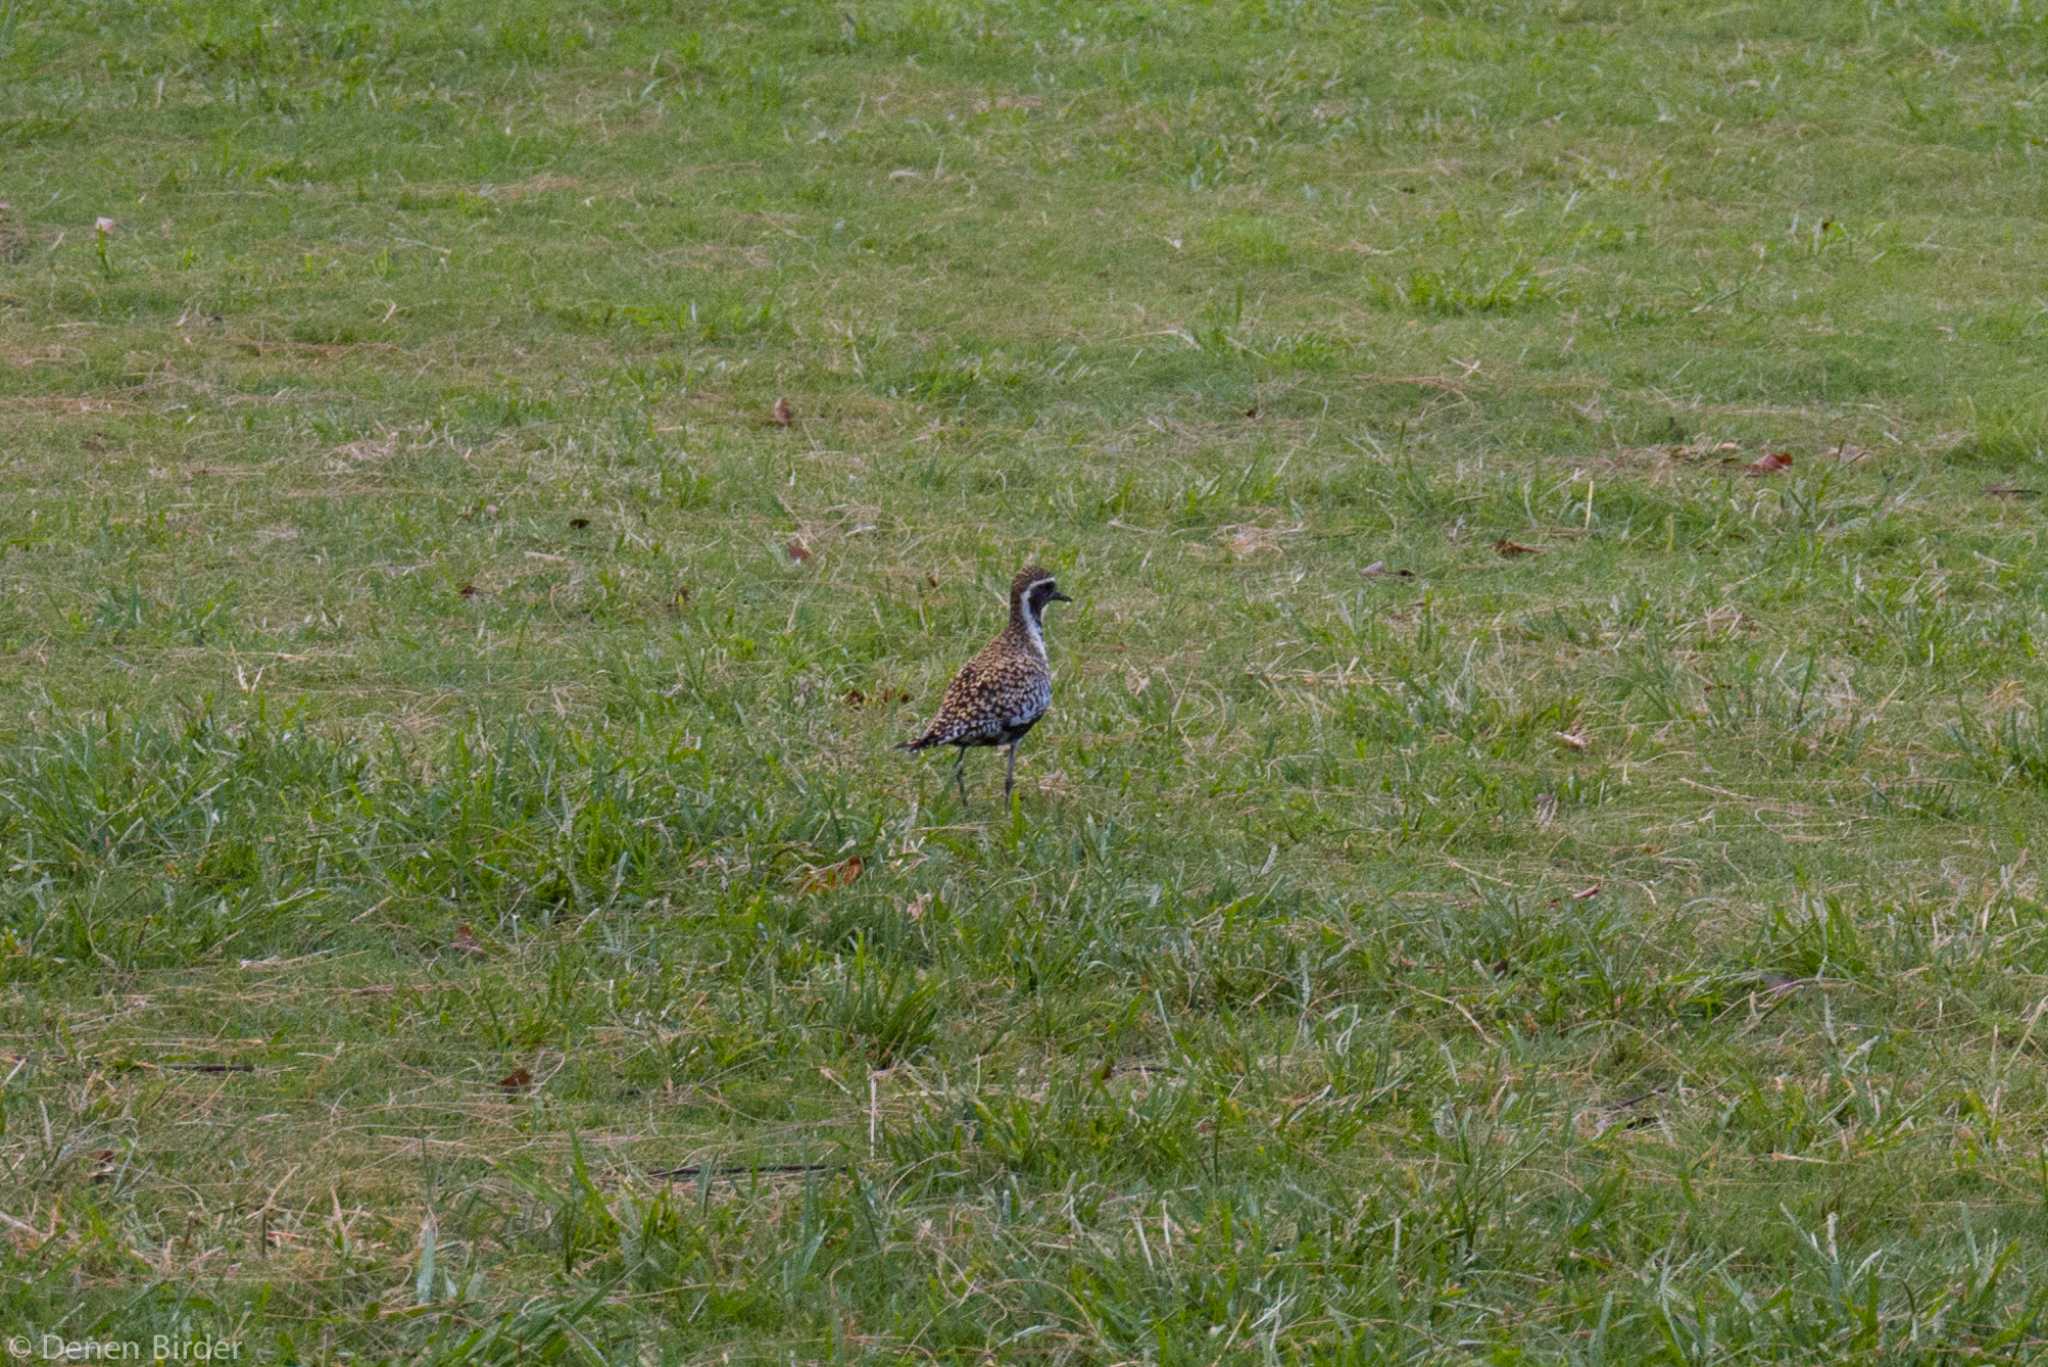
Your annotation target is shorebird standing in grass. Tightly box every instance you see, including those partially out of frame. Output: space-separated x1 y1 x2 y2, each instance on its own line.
898 565 1071 807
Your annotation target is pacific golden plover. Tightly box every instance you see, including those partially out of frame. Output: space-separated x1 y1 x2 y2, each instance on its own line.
898 565 1072 805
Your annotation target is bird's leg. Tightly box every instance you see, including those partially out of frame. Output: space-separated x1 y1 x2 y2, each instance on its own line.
1004 741 1019 799
952 747 969 808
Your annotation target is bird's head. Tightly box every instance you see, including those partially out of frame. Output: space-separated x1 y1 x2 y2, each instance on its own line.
1011 565 1071 622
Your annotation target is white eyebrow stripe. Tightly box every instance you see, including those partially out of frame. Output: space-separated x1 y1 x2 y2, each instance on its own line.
1021 578 1055 597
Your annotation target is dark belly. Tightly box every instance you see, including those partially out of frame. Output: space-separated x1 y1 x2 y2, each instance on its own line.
958 713 1042 748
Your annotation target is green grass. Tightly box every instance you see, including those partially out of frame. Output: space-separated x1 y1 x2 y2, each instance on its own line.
6 0 2048 1359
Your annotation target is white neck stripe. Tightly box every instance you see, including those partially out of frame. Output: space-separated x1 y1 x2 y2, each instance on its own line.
1014 578 1054 662
1021 602 1047 662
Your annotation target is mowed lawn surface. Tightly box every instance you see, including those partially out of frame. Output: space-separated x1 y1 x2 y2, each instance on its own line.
6 0 2048 1359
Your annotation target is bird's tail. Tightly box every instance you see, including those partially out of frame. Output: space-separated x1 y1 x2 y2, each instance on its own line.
899 720 948 751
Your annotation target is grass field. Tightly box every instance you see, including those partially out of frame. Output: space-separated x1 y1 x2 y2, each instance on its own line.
7 0 2048 1359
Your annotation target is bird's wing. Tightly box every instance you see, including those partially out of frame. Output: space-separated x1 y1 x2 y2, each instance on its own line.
939 656 982 706
959 645 1048 718
897 658 983 749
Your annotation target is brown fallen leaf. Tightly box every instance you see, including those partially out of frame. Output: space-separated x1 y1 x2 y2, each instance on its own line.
457 583 477 598
1243 405 1258 419
841 688 910 707
1986 483 2041 498
1570 883 1602 900
1493 538 1544 557
787 537 813 563
1743 451 1793 476
799 855 863 894
770 396 793 426
451 924 485 956
497 1067 534 1092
